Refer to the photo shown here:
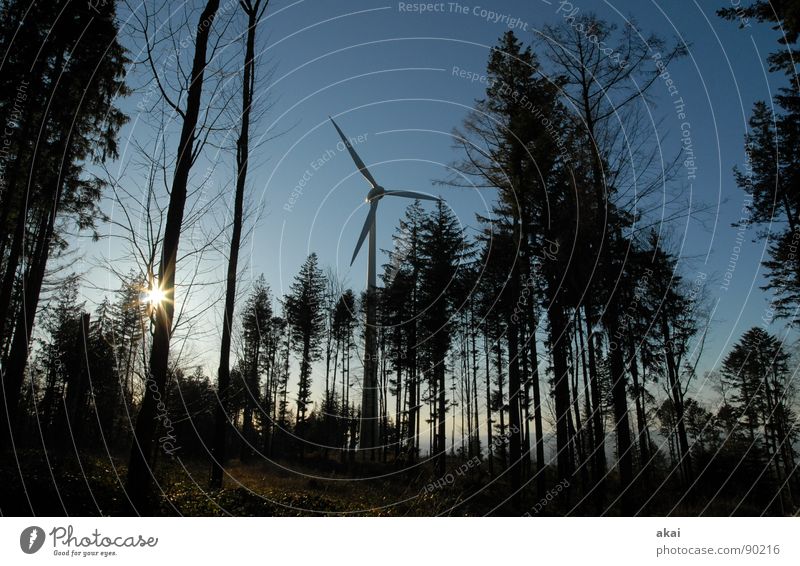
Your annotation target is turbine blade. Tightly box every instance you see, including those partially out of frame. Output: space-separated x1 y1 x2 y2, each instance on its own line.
329 117 378 189
383 190 440 202
351 200 378 266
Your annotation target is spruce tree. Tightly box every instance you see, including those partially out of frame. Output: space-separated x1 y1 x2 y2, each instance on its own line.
0 0 129 449
418 200 469 475
285 253 326 452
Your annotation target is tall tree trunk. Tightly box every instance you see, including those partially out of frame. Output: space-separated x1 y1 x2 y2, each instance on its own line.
210 0 261 489
519 321 531 479
395 352 402 459
549 303 573 486
628 339 650 471
0 47 52 351
607 310 633 514
0 180 29 350
241 345 259 462
470 311 480 460
406 316 418 462
506 311 522 508
323 306 334 460
571 324 589 492
126 0 222 512
461 328 470 458
484 326 493 475
495 343 506 469
761 369 787 511
584 305 606 491
1 130 71 449
436 362 446 476
529 318 545 496
577 309 594 480
662 318 692 485
63 313 91 448
0 43 69 444
296 337 311 458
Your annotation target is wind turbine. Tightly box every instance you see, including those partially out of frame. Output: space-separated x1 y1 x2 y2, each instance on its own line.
329 116 439 455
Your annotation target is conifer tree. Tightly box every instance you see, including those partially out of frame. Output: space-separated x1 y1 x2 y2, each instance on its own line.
0 0 129 449
285 253 326 452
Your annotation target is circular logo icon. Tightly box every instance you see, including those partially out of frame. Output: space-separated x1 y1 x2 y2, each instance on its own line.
20 526 45 554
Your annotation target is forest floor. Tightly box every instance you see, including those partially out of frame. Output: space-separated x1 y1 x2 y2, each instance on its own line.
1 449 509 516
0 450 784 516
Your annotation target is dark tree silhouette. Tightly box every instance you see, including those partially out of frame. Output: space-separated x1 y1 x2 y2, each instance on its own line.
417 200 470 475
238 275 273 462
210 0 270 490
332 289 357 457
0 0 129 450
721 327 798 506
126 0 223 512
449 31 562 501
285 253 326 453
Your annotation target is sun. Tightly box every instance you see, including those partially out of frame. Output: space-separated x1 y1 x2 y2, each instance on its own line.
145 285 165 307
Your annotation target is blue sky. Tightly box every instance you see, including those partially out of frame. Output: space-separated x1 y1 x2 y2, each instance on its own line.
78 1 796 406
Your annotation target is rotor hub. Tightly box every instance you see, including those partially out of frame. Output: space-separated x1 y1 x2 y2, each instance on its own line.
366 186 385 202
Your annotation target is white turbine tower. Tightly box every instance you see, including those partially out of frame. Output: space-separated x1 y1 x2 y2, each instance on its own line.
329 116 439 456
